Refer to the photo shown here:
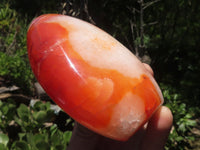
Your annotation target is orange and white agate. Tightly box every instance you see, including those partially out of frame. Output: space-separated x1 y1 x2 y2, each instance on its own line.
27 14 164 141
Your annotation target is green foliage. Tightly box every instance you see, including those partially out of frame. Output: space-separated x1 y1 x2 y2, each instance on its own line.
0 99 72 150
0 133 9 148
134 35 150 49
161 84 197 150
10 126 72 150
0 99 16 132
147 0 200 105
15 101 55 132
0 2 34 94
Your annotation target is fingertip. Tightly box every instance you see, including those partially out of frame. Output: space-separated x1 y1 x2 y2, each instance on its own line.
143 63 154 76
150 106 173 131
140 106 173 150
160 106 173 129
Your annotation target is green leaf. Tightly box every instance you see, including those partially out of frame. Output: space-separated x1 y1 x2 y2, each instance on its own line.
18 133 26 141
17 104 30 122
33 110 47 123
12 141 30 150
186 119 196 127
26 133 35 148
50 130 62 146
32 101 43 111
187 136 195 141
46 110 55 119
176 136 184 142
33 133 48 144
0 143 7 150
1 104 9 115
0 101 3 107
63 131 72 144
0 133 9 146
32 101 51 111
36 141 50 150
50 124 58 136
178 123 186 132
185 113 192 119
5 103 16 120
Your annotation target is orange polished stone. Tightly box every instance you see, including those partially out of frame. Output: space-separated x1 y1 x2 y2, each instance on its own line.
27 14 163 141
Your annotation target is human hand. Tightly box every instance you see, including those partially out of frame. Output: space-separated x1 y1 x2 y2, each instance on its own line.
67 64 173 150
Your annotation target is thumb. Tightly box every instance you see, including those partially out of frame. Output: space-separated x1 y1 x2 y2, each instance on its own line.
140 106 173 150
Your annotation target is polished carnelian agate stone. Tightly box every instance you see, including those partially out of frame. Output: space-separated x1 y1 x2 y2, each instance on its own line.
27 14 164 141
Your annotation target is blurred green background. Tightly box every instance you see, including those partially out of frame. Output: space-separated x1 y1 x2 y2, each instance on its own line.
0 0 200 149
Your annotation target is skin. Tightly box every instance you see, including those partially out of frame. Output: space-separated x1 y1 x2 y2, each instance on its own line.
67 64 173 150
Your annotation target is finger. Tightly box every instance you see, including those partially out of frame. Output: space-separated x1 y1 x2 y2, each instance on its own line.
140 106 173 150
67 122 100 150
143 63 154 76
